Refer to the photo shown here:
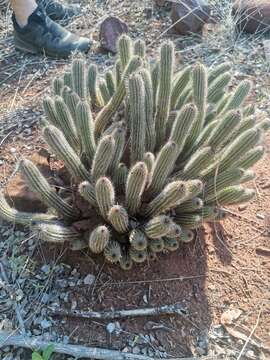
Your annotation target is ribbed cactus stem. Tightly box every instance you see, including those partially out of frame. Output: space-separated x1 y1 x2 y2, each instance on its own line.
89 225 110 254
145 181 186 217
256 119 270 132
95 177 115 219
62 86 80 121
155 41 174 147
115 59 122 87
182 147 214 179
72 58 87 99
0 192 56 225
191 120 218 151
119 252 133 270
148 238 164 253
20 159 78 220
233 146 264 170
129 248 147 263
118 34 133 70
222 80 251 113
169 104 197 155
78 181 96 208
206 186 255 206
53 77 64 96
145 215 172 239
105 71 116 97
218 128 261 172
151 61 159 108
43 96 60 128
207 73 231 103
134 39 146 58
129 73 146 163
147 248 157 260
87 64 103 108
108 126 126 175
205 105 217 125
43 126 90 181
208 62 231 84
99 79 111 105
129 229 148 251
54 96 79 150
108 205 129 234
164 237 179 251
125 162 148 215
166 223 182 238
198 206 219 221
114 163 128 189
171 66 191 109
94 56 142 137
243 104 255 117
104 240 122 263
180 229 195 243
206 110 242 150
232 116 255 138
174 88 192 111
148 141 178 195
184 180 204 200
140 69 156 152
239 170 256 184
175 213 202 229
143 152 155 174
63 71 72 88
76 100 96 162
36 222 81 243
175 197 204 213
91 135 115 181
204 168 245 199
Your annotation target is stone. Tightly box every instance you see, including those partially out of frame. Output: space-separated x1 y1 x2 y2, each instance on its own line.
171 0 211 35
106 322 116 334
4 148 53 212
83 274 95 286
232 0 270 34
40 319 52 329
99 16 128 53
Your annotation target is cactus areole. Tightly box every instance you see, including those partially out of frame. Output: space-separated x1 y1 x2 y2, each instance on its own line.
1 35 269 269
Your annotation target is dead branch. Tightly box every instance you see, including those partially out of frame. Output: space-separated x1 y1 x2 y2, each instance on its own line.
0 331 202 360
49 303 186 320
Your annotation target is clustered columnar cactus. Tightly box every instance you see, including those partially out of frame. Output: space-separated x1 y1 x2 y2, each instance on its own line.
1 35 269 270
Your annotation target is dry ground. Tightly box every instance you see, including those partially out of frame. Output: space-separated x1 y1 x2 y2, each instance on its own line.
0 1 270 359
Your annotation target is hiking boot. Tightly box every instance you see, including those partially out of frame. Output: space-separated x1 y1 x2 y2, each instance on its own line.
38 0 81 22
12 7 91 58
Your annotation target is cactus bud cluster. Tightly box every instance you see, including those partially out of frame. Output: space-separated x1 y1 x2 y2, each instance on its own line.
0 35 268 270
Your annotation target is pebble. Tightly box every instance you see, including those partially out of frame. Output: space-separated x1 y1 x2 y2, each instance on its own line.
83 274 95 286
40 319 52 329
132 346 141 354
41 264 50 274
106 322 116 334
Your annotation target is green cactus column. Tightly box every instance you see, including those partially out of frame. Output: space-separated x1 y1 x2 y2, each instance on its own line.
95 177 115 219
108 205 129 234
108 125 126 175
128 73 146 164
43 125 90 182
79 181 97 208
76 100 96 162
126 162 148 215
89 225 110 253
155 41 174 148
118 34 133 70
145 215 172 239
129 229 148 251
36 222 82 243
72 59 87 99
170 66 191 109
91 135 115 181
87 64 103 108
20 159 78 220
104 240 122 263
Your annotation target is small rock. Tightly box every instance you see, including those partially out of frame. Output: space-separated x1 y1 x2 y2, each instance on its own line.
132 346 141 355
41 264 50 275
83 274 95 286
99 16 128 53
238 204 248 211
40 319 52 329
171 0 211 35
106 322 116 334
232 0 270 34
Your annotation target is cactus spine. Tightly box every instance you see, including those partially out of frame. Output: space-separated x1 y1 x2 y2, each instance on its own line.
175 213 202 229
208 62 231 84
164 237 179 251
129 74 146 163
43 97 59 127
129 248 147 263
53 77 64 96
134 39 146 58
176 197 204 213
171 66 191 109
155 41 174 147
119 252 133 270
89 225 110 253
87 64 103 107
43 126 90 181
95 177 115 219
143 152 155 174
91 135 115 181
20 159 78 220
118 34 133 70
99 79 111 105
125 162 148 215
62 87 80 120
233 146 264 170
108 205 129 233
105 71 115 97
182 147 214 179
207 73 231 103
148 238 164 253
206 186 255 205
36 222 81 243
222 80 251 113
114 163 128 189
108 126 126 175
63 71 72 88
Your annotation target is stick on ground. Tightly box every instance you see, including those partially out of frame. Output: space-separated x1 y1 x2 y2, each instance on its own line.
48 303 186 320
